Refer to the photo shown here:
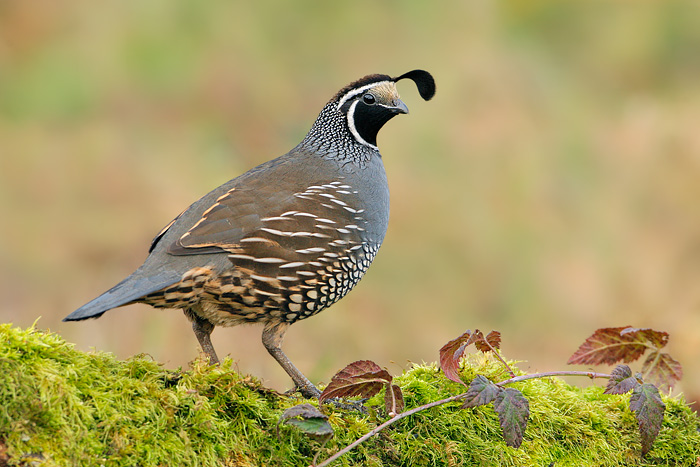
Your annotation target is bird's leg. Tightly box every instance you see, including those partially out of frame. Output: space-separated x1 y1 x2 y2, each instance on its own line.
262 321 320 399
186 309 220 364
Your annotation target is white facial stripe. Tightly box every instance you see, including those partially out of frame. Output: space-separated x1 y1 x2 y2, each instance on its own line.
346 100 379 150
336 80 393 110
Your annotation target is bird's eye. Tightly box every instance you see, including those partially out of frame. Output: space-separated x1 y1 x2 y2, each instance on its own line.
362 93 376 105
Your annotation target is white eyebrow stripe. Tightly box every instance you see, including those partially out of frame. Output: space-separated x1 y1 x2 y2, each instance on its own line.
336 81 392 110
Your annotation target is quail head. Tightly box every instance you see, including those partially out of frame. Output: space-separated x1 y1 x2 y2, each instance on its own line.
64 70 436 398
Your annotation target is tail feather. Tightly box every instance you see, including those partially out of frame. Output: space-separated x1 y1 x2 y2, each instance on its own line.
64 272 180 321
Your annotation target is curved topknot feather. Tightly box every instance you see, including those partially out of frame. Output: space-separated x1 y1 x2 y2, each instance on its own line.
393 70 436 101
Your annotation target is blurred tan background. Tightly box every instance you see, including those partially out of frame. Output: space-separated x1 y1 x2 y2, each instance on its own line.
2 1 700 406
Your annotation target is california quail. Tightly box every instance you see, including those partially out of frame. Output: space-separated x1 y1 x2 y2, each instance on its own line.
64 70 436 398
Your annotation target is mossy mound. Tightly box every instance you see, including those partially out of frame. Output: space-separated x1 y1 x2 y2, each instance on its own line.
1 323 698 466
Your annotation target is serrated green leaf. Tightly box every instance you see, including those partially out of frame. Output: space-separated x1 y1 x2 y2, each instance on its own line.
284 417 334 438
462 375 501 408
493 387 529 448
629 383 665 456
277 403 333 441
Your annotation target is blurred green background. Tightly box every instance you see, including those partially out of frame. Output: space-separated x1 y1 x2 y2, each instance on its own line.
2 0 700 406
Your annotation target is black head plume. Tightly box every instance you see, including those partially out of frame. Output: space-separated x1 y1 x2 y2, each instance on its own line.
393 70 436 101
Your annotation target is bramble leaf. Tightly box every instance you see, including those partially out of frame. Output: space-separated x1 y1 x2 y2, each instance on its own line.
493 388 529 448
641 351 682 392
277 403 333 440
568 326 658 365
604 365 640 395
474 330 502 353
462 375 501 408
285 417 334 438
439 330 478 385
319 360 392 403
629 383 665 456
620 328 669 349
384 384 404 416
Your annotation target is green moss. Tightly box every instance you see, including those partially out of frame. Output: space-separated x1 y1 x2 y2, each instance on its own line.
1 324 699 466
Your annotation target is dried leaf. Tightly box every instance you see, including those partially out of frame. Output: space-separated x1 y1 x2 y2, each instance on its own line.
470 330 485 351
493 388 529 448
384 384 404 416
641 351 683 392
486 330 502 350
619 328 669 349
604 365 640 395
568 326 653 365
319 360 392 404
474 330 502 353
462 375 502 408
439 330 479 385
629 383 666 456
277 403 333 440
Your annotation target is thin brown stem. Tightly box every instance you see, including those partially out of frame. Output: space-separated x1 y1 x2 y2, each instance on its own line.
480 340 515 377
496 370 613 386
641 351 660 382
313 369 613 467
313 393 466 467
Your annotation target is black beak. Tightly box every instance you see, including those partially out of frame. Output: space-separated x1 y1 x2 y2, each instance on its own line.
391 99 409 114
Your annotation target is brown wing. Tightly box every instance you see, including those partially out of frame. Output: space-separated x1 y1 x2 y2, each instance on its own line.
166 186 291 255
149 179 379 323
167 180 371 258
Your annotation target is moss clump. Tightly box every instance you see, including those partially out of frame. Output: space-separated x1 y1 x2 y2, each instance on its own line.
1 324 699 466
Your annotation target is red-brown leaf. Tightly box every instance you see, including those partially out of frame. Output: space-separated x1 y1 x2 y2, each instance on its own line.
439 330 479 386
568 326 655 365
319 360 392 404
384 384 404 416
641 351 683 392
604 365 641 395
630 383 666 456
620 328 669 349
474 330 502 353
493 388 530 448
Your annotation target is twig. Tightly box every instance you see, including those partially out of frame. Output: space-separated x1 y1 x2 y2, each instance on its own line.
313 369 613 467
480 339 515 377
496 370 612 386
313 393 466 467
641 351 660 382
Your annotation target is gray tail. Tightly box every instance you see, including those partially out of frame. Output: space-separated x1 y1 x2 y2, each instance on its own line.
64 272 180 321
